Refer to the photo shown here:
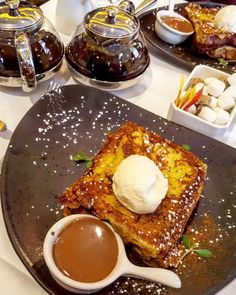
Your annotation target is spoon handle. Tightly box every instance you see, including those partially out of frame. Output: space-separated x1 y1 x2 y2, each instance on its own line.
168 0 175 11
135 0 158 15
125 262 181 288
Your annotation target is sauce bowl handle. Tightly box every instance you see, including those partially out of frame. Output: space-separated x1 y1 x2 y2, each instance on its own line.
124 261 181 289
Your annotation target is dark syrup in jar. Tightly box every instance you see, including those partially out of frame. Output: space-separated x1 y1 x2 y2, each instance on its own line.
65 33 149 82
0 30 63 77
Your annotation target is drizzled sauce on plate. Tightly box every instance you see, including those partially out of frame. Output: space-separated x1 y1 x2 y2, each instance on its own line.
160 16 194 33
53 217 118 283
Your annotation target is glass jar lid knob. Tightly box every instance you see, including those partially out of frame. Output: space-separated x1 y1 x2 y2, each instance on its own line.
5 0 20 15
5 0 20 10
0 0 43 30
106 7 117 24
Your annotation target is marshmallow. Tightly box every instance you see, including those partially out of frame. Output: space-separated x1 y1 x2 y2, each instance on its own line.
198 106 216 122
198 106 217 122
214 107 230 125
224 85 236 100
227 73 236 86
208 96 218 108
205 78 225 97
186 104 196 114
218 93 235 110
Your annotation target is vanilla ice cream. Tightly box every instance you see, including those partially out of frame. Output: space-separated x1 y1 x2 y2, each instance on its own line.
112 155 168 214
214 5 236 33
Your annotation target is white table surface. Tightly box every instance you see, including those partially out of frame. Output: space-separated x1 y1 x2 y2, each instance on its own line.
0 0 236 294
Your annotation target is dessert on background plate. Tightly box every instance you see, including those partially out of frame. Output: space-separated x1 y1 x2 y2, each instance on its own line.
184 3 236 60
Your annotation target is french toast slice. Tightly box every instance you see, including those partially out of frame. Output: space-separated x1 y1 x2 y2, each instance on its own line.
59 122 207 267
184 3 236 60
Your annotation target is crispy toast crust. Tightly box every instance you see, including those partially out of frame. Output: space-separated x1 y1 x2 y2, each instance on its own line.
184 3 236 60
59 122 207 267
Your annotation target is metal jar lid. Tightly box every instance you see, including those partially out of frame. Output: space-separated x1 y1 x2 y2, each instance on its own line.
0 0 43 31
85 4 139 39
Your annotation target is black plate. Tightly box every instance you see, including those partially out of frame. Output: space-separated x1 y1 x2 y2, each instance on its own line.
1 84 236 295
139 2 236 74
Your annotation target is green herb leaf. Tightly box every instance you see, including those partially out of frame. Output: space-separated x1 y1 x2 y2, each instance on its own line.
176 236 213 267
73 151 92 162
193 249 213 257
218 58 228 67
86 160 93 169
182 144 191 151
182 235 192 249
73 151 93 168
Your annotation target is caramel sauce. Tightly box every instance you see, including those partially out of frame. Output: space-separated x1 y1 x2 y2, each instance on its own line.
53 217 118 283
161 16 194 33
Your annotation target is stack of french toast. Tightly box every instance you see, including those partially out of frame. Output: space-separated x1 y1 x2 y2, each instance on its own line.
59 122 207 268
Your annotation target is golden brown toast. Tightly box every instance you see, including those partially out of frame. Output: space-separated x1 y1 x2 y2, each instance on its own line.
184 3 236 60
59 122 207 267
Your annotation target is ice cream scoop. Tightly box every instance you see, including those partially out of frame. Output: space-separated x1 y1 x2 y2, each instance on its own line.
214 5 236 33
112 155 168 214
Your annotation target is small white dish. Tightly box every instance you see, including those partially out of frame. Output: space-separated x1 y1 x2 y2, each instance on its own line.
155 10 194 45
167 65 236 138
43 214 181 294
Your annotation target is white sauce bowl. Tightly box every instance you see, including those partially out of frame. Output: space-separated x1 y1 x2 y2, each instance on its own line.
155 10 194 45
43 214 181 293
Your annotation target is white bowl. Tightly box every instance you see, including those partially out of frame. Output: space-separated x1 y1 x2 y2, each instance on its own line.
167 65 236 138
43 214 124 294
155 10 194 45
43 214 181 293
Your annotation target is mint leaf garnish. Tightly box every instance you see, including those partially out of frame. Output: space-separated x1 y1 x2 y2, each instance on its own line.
73 151 93 168
175 235 213 268
182 144 191 151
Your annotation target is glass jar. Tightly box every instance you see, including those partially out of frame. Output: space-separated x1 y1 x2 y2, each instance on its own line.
65 0 150 89
0 0 64 91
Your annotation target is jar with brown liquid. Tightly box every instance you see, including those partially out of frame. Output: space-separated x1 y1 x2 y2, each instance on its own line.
65 0 150 83
0 0 64 91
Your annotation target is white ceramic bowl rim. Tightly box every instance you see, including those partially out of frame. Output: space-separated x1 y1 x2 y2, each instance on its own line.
156 10 194 36
43 214 125 292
